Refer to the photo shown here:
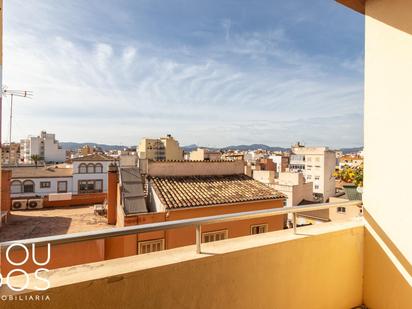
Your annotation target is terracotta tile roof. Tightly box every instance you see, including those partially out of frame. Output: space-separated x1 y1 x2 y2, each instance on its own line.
11 166 73 179
150 174 285 209
71 153 114 162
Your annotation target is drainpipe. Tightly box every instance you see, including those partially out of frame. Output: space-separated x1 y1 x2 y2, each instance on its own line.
107 163 118 225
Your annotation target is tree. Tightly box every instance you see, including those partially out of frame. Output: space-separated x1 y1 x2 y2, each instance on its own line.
31 154 42 167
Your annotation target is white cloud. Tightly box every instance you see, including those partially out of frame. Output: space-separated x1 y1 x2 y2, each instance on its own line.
2 1 363 148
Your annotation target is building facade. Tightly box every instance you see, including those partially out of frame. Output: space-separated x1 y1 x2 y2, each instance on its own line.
138 134 183 161
1 143 20 165
289 143 336 201
189 148 222 161
274 172 313 208
20 131 66 164
9 154 115 209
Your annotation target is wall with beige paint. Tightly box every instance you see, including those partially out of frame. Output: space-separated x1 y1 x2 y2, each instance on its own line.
364 0 412 265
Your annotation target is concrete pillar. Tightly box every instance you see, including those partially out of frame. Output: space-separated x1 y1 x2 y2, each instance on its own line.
107 164 118 225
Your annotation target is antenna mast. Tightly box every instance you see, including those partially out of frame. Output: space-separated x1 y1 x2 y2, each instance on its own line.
2 88 33 145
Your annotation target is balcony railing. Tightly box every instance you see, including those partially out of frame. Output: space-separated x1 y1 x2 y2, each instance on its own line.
0 200 362 254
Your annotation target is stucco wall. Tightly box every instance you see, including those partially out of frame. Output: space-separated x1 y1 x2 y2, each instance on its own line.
0 223 364 309
147 160 244 177
364 0 412 265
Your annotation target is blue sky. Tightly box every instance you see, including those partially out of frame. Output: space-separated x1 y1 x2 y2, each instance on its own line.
4 0 364 148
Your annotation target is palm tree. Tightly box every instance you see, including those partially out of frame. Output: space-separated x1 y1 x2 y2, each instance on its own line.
31 154 42 167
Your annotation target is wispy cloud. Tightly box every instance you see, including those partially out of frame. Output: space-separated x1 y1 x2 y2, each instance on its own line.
3 0 364 147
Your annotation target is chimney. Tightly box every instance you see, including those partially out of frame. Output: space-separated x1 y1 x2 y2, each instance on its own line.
107 164 118 225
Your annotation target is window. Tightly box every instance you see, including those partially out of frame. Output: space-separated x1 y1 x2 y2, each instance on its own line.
337 207 346 213
202 230 228 243
138 239 165 254
57 181 68 193
23 180 35 193
306 175 312 180
314 185 319 189
314 176 320 181
87 163 95 173
11 180 22 194
95 163 103 173
79 163 87 174
78 180 103 193
251 224 268 235
40 181 51 188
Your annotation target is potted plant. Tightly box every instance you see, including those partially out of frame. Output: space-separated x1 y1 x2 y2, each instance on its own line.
334 163 363 200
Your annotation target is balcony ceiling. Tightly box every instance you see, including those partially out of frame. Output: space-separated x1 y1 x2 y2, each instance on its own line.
336 0 365 14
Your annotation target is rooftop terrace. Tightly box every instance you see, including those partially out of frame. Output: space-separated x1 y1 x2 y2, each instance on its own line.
0 206 112 242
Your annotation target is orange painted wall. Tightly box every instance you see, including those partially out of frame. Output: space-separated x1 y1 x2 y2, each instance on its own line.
1 239 105 276
1 199 284 275
125 199 284 251
1 169 11 214
42 193 106 208
165 200 284 249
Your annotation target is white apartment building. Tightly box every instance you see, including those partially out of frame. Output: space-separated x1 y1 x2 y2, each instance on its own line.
289 143 336 201
20 131 66 164
10 154 115 201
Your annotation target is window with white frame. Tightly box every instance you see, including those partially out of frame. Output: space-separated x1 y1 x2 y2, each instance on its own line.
79 163 87 174
23 180 35 193
138 239 165 254
202 230 228 243
314 185 319 189
337 206 346 213
11 180 22 194
57 181 68 193
78 180 103 193
251 224 268 235
95 163 103 173
87 163 95 173
40 181 51 188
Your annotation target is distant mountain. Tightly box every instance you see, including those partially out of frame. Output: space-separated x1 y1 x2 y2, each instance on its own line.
182 144 288 152
339 147 363 154
60 141 363 154
182 144 363 153
220 144 289 152
60 142 131 152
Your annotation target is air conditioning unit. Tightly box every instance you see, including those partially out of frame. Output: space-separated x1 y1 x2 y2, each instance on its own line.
27 198 44 210
12 199 28 210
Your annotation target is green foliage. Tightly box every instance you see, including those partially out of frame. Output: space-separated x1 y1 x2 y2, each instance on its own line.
30 154 43 167
334 163 363 187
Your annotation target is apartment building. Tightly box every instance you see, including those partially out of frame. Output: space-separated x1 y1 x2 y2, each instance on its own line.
269 154 289 177
189 148 222 161
138 134 183 161
1 143 20 165
274 172 313 208
8 153 115 209
289 143 336 201
20 131 66 164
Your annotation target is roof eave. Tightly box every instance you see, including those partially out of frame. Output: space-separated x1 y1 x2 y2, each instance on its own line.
336 0 365 14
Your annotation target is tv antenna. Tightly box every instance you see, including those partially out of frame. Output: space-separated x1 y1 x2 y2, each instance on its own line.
2 86 33 145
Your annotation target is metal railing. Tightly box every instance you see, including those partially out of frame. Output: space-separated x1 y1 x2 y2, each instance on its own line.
0 200 362 254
